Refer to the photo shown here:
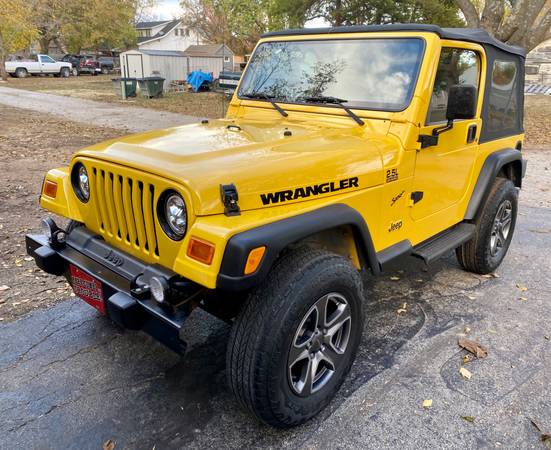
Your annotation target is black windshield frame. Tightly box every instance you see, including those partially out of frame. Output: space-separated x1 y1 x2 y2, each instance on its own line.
238 37 427 113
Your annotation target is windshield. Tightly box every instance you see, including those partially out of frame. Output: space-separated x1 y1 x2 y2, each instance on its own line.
238 38 425 111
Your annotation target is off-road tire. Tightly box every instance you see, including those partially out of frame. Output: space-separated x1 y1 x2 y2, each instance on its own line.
66 220 83 234
226 246 364 428
456 178 518 274
15 68 28 78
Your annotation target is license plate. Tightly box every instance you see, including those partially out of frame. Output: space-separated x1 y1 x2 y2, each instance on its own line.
70 265 106 315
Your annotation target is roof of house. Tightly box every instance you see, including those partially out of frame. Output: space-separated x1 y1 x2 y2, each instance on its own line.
262 24 525 57
137 19 181 45
182 44 234 57
138 49 187 57
135 20 170 29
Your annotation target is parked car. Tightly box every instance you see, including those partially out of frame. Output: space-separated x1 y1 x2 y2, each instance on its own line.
5 54 72 78
27 24 526 428
97 56 116 74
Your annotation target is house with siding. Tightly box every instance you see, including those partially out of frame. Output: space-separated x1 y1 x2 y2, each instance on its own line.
135 20 202 52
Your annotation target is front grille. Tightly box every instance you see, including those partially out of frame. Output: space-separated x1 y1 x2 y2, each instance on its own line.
90 165 160 259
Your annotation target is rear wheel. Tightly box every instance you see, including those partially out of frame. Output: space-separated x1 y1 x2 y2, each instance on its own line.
456 178 518 274
227 247 364 428
15 68 28 78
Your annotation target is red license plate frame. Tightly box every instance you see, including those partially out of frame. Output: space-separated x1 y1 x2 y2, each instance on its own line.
69 264 106 315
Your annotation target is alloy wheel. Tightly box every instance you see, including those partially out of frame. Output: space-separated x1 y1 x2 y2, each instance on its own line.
490 199 513 257
288 293 352 396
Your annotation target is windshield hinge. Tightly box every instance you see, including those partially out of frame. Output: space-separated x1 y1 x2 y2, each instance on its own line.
220 183 241 216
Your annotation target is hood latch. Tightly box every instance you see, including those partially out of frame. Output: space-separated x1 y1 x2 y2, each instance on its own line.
220 183 241 216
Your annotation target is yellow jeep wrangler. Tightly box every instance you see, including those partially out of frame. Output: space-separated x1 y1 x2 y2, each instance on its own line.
27 24 526 427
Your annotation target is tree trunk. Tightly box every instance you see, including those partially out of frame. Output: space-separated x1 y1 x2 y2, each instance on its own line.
333 0 344 26
39 36 51 54
0 34 8 81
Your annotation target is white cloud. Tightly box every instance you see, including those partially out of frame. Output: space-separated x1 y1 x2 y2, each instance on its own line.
146 0 184 20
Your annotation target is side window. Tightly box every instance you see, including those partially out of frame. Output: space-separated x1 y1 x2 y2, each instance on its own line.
426 48 480 124
486 60 519 132
40 55 55 63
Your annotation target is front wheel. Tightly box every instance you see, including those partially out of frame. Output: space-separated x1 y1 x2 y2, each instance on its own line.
226 247 364 428
60 67 70 78
456 178 518 274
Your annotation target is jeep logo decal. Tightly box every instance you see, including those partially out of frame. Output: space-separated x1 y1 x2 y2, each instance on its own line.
260 177 359 205
104 249 124 267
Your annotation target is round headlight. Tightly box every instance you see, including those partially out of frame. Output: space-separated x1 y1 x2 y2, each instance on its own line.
72 163 90 202
159 191 187 240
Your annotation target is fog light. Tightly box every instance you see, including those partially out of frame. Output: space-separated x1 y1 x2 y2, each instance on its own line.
150 276 169 303
41 217 57 241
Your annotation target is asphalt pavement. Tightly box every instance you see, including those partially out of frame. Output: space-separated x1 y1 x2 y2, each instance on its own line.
1 201 550 450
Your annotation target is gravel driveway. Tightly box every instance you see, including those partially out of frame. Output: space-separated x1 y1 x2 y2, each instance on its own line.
0 86 198 131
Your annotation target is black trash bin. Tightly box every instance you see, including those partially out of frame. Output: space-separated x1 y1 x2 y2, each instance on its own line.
136 77 165 98
111 77 137 99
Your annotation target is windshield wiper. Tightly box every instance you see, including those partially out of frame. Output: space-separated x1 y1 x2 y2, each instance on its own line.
241 93 288 118
300 96 365 126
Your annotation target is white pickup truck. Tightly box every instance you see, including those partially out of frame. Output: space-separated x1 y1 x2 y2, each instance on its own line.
6 54 72 78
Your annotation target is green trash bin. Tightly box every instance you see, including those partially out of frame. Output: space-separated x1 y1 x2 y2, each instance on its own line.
112 77 137 99
136 77 165 98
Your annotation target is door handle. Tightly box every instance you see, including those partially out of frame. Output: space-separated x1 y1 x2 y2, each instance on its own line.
467 124 477 143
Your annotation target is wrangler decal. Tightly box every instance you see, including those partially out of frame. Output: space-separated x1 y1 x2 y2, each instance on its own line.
391 190 405 206
260 177 359 205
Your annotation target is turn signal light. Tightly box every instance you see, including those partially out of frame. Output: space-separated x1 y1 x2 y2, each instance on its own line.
187 237 215 265
43 180 58 198
244 246 266 275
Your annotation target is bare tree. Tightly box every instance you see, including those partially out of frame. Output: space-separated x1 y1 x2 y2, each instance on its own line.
455 0 551 51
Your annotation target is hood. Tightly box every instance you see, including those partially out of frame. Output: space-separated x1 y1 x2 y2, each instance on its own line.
76 118 392 215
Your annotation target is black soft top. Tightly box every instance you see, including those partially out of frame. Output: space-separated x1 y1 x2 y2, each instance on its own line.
261 24 525 57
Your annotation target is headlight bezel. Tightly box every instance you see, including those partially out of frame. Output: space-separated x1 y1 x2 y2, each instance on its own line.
157 190 187 241
71 162 90 203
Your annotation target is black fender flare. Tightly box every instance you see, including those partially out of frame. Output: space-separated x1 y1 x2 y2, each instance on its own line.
464 148 526 220
216 204 379 291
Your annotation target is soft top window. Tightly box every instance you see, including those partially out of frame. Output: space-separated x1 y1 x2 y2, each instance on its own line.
486 59 520 133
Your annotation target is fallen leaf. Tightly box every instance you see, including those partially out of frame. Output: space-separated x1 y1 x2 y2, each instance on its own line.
468 295 477 300
23 256 33 261
0 285 9 292
519 297 528 301
463 355 471 364
516 283 529 292
481 273 499 278
531 419 543 432
422 399 433 408
464 326 471 334
459 367 472 380
461 415 476 423
543 434 551 450
545 336 550 340
458 338 489 358
390 276 400 281
103 440 116 450
396 302 407 314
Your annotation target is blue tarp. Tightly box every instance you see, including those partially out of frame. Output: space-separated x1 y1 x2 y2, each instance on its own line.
187 71 213 92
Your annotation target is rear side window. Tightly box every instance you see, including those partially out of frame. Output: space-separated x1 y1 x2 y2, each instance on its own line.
486 60 519 133
426 48 480 124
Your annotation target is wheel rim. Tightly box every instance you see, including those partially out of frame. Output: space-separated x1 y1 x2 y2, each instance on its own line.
288 293 352 397
490 199 513 257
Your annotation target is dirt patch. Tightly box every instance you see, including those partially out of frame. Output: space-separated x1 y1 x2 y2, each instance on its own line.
0 105 121 322
5 74 230 118
523 95 551 146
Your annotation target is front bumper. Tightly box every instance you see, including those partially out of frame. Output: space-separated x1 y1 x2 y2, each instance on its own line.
25 225 200 354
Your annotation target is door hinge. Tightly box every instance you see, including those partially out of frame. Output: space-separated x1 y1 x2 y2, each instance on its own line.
220 183 240 216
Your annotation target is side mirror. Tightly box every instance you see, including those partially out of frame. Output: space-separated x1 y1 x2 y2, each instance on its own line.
446 84 477 121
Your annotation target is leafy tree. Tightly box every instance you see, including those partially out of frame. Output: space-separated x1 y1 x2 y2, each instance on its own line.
0 0 39 80
454 0 551 51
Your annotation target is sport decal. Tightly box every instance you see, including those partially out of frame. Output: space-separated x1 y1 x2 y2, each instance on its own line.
391 190 405 206
260 177 359 205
